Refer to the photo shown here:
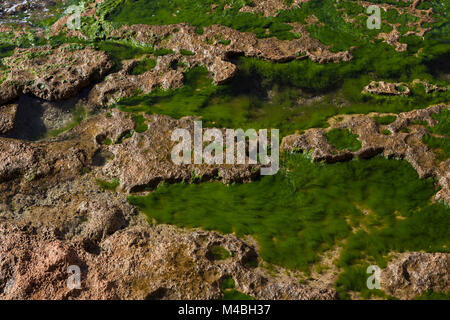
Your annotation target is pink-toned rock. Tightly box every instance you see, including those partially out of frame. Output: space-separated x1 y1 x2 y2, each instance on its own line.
0 45 113 104
382 252 449 299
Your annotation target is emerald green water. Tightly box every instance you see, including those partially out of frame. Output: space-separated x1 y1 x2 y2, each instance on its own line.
422 109 450 161
128 154 449 297
101 0 449 51
325 128 362 152
114 56 449 136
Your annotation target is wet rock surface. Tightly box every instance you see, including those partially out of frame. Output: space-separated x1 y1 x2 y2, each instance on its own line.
363 81 410 96
0 104 447 300
0 93 89 141
101 113 260 192
0 219 338 299
239 0 309 17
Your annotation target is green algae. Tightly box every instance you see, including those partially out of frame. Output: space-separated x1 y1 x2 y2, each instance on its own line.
114 53 449 137
209 246 232 261
128 155 449 277
373 115 397 125
421 109 450 161
99 0 298 40
8 0 447 299
0 44 15 59
416 290 450 300
428 109 450 136
221 277 254 300
422 135 450 161
325 128 362 152
99 0 437 49
132 114 148 133
130 57 157 75
96 178 120 191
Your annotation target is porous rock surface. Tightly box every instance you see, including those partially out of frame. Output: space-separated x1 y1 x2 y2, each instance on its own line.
381 252 449 299
239 0 309 17
0 45 113 105
0 219 337 300
363 81 410 96
102 113 261 192
0 2 447 300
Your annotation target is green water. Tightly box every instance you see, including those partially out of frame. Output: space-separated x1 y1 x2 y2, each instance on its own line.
325 128 362 152
421 109 450 161
373 115 397 125
128 155 449 290
100 0 449 51
114 55 449 136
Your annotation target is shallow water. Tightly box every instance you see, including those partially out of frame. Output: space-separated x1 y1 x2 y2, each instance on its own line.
1 86 90 141
0 0 62 26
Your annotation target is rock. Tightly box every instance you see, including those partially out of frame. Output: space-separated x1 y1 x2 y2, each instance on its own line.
78 201 127 243
363 81 410 96
369 1 434 51
0 138 37 183
0 45 113 104
0 0 64 26
0 222 83 299
377 29 408 52
239 0 308 17
0 220 337 300
209 57 237 85
381 252 450 299
101 114 260 192
0 104 17 134
412 79 448 94
0 83 22 106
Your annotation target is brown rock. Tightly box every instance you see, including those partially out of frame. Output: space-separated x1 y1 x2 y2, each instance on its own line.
0 45 113 103
381 252 450 299
0 104 17 134
101 114 260 192
363 81 410 96
0 220 336 300
239 0 308 17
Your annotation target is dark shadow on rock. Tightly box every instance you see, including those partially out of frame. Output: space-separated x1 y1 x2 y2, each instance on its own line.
2 95 47 141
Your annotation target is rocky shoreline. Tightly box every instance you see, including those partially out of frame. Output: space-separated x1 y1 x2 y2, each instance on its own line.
0 0 448 300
